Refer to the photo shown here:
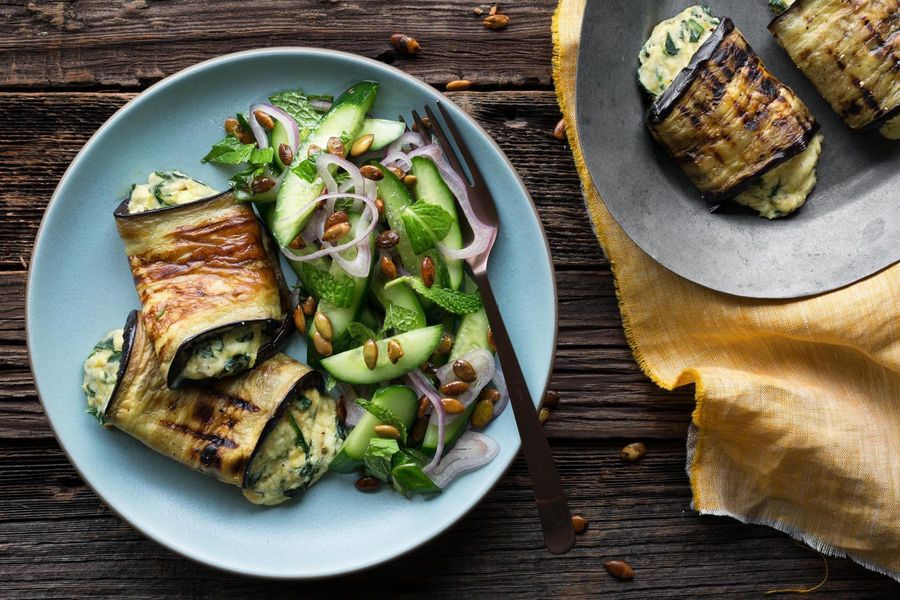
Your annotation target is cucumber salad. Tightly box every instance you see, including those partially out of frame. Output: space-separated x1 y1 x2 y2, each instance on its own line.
199 80 507 496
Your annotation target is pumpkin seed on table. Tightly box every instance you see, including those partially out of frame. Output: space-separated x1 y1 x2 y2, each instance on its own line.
553 118 567 141
446 79 473 91
620 442 646 461
571 515 589 534
374 424 401 439
363 339 379 370
439 380 469 396
350 133 374 157
389 33 420 55
538 407 550 424
605 560 635 581
471 399 494 428
355 476 380 492
483 13 510 29
452 359 477 382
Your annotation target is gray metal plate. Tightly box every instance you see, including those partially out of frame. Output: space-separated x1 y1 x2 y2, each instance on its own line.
575 0 898 298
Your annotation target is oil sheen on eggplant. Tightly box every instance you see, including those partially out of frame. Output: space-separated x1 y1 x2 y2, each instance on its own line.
640 7 822 217
83 315 339 505
769 0 899 137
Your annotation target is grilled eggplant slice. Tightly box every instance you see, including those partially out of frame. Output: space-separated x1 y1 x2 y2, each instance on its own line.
769 0 900 132
114 190 292 388
85 311 340 505
646 18 820 207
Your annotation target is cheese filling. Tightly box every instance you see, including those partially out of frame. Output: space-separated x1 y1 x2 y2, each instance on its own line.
128 170 217 213
180 324 264 381
243 389 342 505
638 5 822 219
82 329 125 424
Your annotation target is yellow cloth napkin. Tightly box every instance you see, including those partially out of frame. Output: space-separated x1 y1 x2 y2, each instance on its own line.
553 0 899 580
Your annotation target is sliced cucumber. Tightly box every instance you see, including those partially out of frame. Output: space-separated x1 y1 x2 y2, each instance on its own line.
359 118 406 151
321 325 444 384
411 156 464 290
271 120 291 170
449 308 490 361
420 399 477 457
371 272 426 331
330 385 419 473
373 162 420 276
271 81 379 247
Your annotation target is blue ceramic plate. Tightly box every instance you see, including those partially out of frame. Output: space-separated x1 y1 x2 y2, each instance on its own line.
27 48 556 578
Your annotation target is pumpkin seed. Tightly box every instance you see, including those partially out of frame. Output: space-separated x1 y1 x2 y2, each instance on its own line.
324 210 350 230
326 136 346 158
487 326 496 352
440 397 465 414
417 396 430 418
572 515 589 534
313 312 333 340
543 389 560 408
363 339 378 370
301 296 317 316
434 333 454 356
387 340 404 364
446 79 473 91
538 407 550 424
360 165 384 180
253 109 275 129
307 144 322 158
479 388 501 404
440 380 470 396
278 142 294 165
323 222 352 243
288 234 306 250
388 166 405 179
389 33 420 55
251 176 276 194
471 399 494 428
421 256 436 288
483 13 510 29
292 306 307 335
355 476 380 492
620 442 646 461
375 197 385 217
374 424 401 440
380 255 398 280
553 118 566 141
605 560 635 581
350 133 375 157
313 331 333 356
402 174 417 188
376 230 400 249
224 117 239 135
452 359 477 382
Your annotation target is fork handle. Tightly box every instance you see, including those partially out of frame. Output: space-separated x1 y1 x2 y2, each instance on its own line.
474 272 575 555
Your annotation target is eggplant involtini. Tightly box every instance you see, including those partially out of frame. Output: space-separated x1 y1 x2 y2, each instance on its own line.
769 0 900 139
115 172 292 388
83 311 342 505
639 6 824 218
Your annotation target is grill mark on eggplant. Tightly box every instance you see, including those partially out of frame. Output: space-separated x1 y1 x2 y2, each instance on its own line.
158 420 239 449
206 389 262 413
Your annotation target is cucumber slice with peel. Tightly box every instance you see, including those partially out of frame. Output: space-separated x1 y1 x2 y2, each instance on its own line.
421 399 477 457
329 385 419 473
321 325 444 384
358 118 407 151
411 155 464 290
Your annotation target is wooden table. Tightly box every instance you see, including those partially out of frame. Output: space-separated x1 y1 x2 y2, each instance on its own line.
1 2 897 597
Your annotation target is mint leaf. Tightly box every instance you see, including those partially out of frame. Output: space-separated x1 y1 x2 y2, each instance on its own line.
249 147 274 166
357 398 408 445
391 450 440 495
382 304 425 335
269 89 321 130
291 157 319 183
203 136 256 164
364 438 400 483
387 276 483 315
229 166 265 201
295 262 356 308
400 201 454 254
345 322 379 349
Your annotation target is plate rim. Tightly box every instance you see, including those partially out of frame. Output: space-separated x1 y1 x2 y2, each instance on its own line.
25 46 559 579
573 1 899 300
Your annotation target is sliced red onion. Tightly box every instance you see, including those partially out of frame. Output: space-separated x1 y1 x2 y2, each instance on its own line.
331 217 373 278
310 98 333 113
489 358 509 419
381 151 412 171
386 130 425 156
316 153 364 196
280 193 378 266
436 348 494 408
429 431 499 489
406 369 446 473
337 383 366 427
248 103 299 155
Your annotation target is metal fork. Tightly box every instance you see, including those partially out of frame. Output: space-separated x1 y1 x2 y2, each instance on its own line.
411 102 575 555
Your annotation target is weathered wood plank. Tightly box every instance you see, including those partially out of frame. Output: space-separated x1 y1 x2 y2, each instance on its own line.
0 1 554 89
0 91 599 271
0 269 695 441
0 442 894 598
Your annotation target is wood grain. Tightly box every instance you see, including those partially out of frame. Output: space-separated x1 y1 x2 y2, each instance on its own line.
0 1 554 89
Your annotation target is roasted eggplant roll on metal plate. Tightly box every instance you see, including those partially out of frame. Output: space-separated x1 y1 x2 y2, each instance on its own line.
114 188 292 388
644 17 820 210
83 311 341 505
769 0 900 133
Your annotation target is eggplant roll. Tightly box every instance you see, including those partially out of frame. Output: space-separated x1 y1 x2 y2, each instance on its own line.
115 186 291 388
769 0 900 132
83 311 341 505
645 18 820 207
